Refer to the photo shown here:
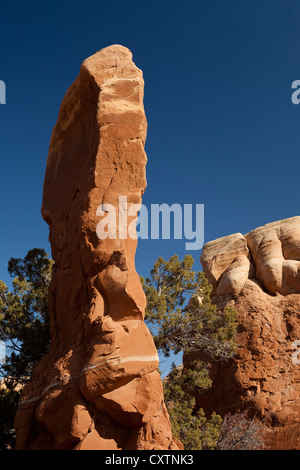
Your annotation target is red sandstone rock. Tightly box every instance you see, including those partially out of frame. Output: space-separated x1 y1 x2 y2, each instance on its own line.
189 217 300 449
14 45 179 450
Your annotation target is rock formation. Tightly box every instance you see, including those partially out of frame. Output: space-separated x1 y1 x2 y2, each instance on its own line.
191 216 300 449
14 45 179 450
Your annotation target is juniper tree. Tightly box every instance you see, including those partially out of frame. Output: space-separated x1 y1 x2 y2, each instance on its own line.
0 248 52 449
141 254 237 359
163 361 222 450
141 254 237 450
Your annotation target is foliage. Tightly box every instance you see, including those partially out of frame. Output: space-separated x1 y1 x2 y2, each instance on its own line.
163 362 222 450
141 254 237 359
0 248 52 449
142 254 238 450
0 248 52 386
216 410 267 450
0 388 21 450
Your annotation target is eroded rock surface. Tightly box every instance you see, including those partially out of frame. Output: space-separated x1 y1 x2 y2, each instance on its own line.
14 45 179 450
193 217 300 449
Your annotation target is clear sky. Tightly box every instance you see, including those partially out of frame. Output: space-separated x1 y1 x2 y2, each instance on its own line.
1 0 300 371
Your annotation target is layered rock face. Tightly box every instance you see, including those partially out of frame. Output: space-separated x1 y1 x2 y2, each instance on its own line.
14 45 178 450
194 217 300 449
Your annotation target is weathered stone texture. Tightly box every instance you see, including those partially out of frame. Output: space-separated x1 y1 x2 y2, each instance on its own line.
193 217 300 449
14 45 179 450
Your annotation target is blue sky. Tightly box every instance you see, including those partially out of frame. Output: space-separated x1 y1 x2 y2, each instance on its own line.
1 1 300 372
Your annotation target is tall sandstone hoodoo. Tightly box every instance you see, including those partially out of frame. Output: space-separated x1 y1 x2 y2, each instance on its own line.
14 45 179 450
193 216 300 449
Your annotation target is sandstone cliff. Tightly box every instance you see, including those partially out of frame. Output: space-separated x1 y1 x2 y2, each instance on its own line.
191 216 300 449
14 45 179 450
